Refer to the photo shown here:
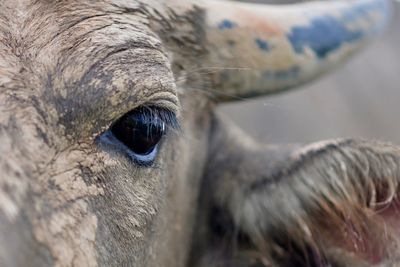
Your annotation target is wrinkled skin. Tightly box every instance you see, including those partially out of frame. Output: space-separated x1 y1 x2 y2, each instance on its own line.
0 0 399 267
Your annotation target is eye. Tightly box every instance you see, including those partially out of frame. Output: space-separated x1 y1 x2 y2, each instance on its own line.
112 108 166 155
100 106 179 166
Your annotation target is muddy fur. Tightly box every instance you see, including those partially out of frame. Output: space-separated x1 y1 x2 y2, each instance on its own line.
0 1 202 266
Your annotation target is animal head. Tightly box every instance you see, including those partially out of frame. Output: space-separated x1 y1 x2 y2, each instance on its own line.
0 0 395 266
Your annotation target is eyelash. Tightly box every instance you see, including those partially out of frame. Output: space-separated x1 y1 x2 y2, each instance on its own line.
136 106 180 131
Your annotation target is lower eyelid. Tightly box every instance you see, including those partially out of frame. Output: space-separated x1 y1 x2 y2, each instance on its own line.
97 130 159 165
128 146 159 166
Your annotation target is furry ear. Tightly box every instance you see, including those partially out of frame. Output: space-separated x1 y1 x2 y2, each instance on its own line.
166 0 391 101
192 113 400 267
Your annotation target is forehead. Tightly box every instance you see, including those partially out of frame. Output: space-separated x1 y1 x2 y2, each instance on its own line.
0 0 178 137
0 0 151 68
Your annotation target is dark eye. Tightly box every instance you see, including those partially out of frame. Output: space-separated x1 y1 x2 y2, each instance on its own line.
112 108 166 155
99 106 179 167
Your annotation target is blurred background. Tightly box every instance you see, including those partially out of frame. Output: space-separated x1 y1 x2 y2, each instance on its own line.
221 0 400 145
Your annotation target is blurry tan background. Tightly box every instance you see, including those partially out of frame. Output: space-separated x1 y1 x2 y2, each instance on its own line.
221 1 400 144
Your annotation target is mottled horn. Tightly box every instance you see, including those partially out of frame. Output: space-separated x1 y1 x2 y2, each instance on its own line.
190 0 391 101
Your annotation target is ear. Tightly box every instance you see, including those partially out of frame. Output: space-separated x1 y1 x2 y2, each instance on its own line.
193 113 400 266
165 0 391 101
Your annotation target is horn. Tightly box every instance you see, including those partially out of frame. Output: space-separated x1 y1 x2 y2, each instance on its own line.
190 0 391 101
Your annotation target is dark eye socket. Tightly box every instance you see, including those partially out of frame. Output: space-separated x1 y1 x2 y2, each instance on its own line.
103 106 179 166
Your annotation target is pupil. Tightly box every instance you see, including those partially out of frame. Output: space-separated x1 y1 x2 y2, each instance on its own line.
111 108 166 155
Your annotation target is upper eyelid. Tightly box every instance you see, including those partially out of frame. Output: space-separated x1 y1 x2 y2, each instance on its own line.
143 91 181 116
54 56 179 140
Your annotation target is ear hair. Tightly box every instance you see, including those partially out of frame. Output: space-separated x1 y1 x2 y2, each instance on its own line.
233 139 400 266
196 114 400 266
